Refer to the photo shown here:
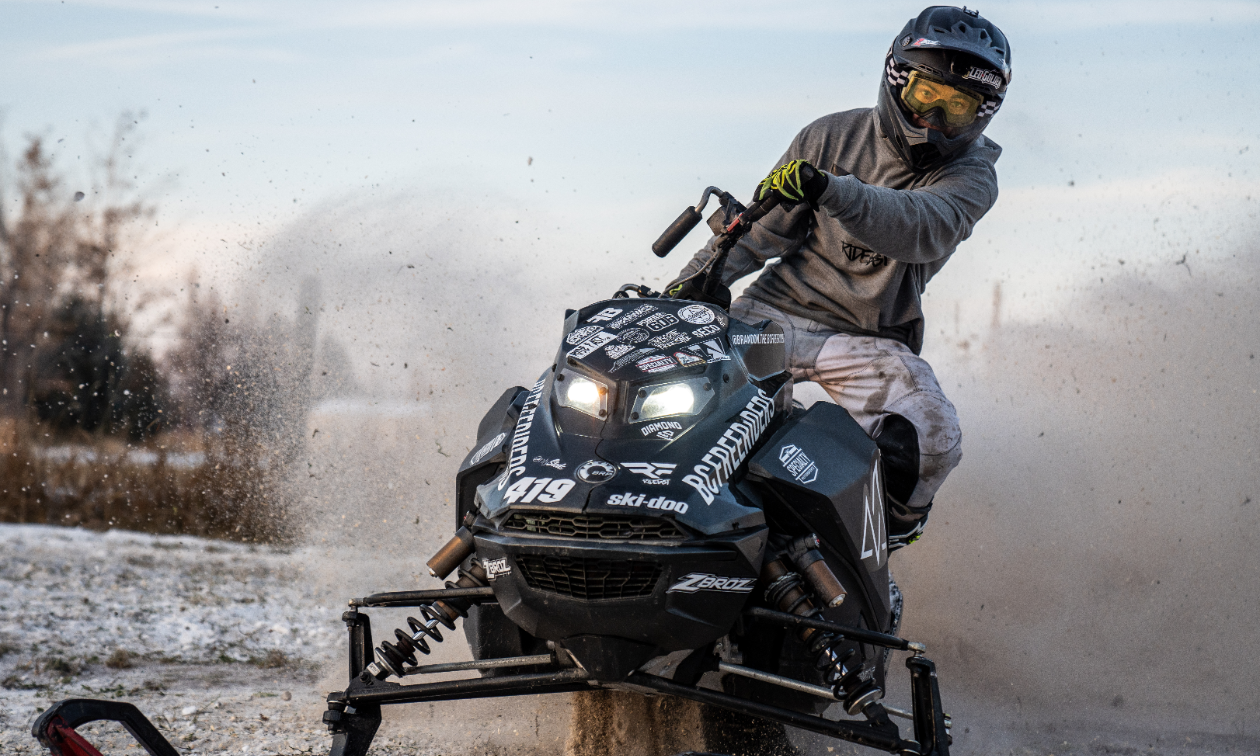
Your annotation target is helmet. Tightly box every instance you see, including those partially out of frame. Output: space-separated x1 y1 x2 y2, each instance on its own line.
876 6 1012 171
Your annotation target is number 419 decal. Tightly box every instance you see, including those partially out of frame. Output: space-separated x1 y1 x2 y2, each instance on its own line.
502 477 576 504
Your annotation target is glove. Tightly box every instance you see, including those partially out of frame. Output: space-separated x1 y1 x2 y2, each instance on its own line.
754 159 829 209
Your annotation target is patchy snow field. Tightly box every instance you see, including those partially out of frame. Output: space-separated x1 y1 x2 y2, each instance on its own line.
0 524 571 756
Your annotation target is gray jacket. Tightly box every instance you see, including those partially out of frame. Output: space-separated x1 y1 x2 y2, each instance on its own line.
676 108 1001 354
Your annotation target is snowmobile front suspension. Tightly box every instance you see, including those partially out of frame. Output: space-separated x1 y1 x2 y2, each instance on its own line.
32 699 179 756
326 591 951 756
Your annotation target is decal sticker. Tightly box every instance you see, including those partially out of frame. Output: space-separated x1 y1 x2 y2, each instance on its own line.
691 324 722 339
587 307 623 323
623 462 677 485
667 573 755 594
674 351 704 367
778 444 819 484
860 460 888 568
484 558 512 580
693 339 730 362
502 476 577 504
576 460 617 483
963 66 1003 89
567 325 603 345
639 312 680 332
532 456 566 471
649 329 691 349
678 304 716 325
604 343 634 359
640 420 683 439
618 328 649 344
730 333 785 345
497 378 546 490
910 37 940 47
569 330 617 358
470 432 507 465
612 348 655 371
606 492 688 514
637 354 679 374
682 391 775 505
609 304 656 329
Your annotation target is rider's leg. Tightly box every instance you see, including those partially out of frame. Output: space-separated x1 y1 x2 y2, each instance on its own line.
804 331 963 544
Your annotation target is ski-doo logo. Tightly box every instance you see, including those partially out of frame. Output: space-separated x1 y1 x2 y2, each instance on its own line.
587 307 623 323
860 459 887 568
623 462 677 484
606 492 688 514
567 325 602 345
730 333 785 345
498 378 546 490
778 444 819 485
470 432 507 465
639 312 679 332
570 331 616 359
963 66 1002 89
667 573 755 594
640 421 683 439
691 324 722 339
484 558 511 580
678 304 716 325
682 391 774 505
609 305 656 329
502 476 577 504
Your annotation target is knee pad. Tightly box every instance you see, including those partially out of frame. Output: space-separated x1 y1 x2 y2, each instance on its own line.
875 414 919 506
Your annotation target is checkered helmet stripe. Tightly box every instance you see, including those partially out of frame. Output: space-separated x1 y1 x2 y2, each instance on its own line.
886 52 1002 119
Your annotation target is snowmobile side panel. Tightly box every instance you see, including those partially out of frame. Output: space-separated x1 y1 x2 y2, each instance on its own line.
748 401 891 621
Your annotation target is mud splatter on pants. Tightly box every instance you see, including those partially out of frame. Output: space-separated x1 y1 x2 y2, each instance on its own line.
731 297 961 510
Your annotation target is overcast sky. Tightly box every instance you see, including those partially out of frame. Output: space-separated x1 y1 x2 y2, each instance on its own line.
3 0 1259 338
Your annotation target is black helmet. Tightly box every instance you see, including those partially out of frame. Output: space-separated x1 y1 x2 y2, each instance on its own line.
876 6 1012 171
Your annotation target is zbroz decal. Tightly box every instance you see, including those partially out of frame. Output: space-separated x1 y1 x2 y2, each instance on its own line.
484 558 511 580
667 573 755 594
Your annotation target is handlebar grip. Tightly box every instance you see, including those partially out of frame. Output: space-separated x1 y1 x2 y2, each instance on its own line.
651 206 703 258
743 193 781 224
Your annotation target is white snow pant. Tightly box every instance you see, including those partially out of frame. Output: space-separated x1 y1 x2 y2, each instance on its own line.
730 297 961 510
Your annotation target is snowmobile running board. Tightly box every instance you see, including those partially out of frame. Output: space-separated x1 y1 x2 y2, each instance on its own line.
325 593 952 756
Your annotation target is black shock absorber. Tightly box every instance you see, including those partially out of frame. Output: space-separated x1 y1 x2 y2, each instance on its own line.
363 559 489 681
761 537 883 716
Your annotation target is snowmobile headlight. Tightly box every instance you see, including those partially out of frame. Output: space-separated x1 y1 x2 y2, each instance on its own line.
557 371 608 418
631 377 715 422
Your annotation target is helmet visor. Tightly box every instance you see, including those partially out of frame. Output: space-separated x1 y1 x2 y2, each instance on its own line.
899 71 983 128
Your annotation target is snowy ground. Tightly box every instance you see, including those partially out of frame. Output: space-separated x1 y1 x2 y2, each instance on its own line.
0 524 571 756
3 523 1257 756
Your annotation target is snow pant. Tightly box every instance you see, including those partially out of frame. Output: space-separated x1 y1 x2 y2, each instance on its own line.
730 296 962 512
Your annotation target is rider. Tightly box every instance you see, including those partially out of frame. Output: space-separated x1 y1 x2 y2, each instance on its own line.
671 6 1011 550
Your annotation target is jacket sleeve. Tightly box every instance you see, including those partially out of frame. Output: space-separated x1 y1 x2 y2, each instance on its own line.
818 153 999 265
670 135 814 288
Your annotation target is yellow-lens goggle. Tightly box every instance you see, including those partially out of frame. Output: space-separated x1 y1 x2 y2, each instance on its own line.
899 71 984 127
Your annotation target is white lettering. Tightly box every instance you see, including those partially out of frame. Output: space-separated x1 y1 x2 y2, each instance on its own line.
682 391 774 504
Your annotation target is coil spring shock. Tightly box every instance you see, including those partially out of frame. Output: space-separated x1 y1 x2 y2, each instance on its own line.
364 560 488 681
762 557 882 715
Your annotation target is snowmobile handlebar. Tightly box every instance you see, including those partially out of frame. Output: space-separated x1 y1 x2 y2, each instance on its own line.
651 186 781 258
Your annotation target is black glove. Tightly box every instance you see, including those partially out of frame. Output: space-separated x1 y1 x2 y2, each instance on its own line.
754 159 829 209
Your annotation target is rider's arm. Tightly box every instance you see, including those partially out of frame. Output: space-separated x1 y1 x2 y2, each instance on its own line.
817 149 999 265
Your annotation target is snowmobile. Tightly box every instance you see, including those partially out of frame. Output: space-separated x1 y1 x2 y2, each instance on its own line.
317 186 954 756
28 190 953 756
